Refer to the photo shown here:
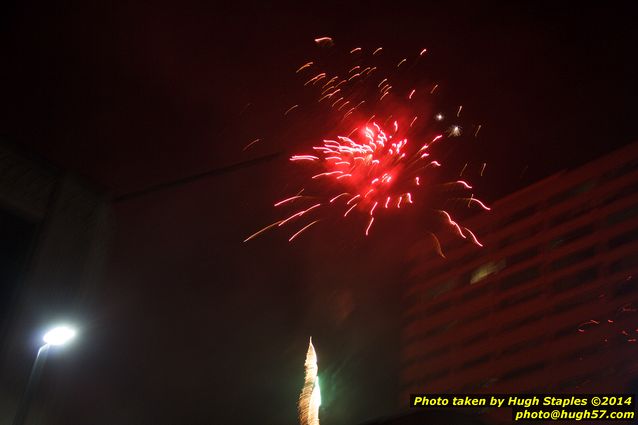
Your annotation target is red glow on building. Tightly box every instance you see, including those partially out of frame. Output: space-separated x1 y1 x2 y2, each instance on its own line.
401 142 638 423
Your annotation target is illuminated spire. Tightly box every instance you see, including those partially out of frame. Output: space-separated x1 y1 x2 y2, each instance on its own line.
298 337 320 425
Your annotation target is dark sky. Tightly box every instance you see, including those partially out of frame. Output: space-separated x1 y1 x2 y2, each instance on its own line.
2 1 638 424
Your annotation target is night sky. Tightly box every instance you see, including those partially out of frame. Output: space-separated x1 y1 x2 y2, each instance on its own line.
2 1 638 424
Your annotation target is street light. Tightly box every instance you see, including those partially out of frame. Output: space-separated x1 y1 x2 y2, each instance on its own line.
12 325 77 425
43 326 76 346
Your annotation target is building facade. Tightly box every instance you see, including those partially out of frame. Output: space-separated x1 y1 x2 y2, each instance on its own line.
0 140 109 425
401 142 638 423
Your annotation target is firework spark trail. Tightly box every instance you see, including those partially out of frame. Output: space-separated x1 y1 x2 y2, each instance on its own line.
298 337 320 425
242 138 261 151
244 38 490 248
243 220 284 242
576 299 638 344
285 105 300 116
314 37 333 46
289 220 321 242
275 195 304 206
297 62 314 73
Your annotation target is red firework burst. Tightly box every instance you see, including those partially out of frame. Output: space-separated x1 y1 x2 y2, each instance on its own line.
244 38 490 251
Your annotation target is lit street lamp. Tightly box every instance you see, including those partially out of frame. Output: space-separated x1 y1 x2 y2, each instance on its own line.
42 326 76 347
12 325 77 425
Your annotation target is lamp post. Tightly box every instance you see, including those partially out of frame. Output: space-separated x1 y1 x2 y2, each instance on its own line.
12 325 77 425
